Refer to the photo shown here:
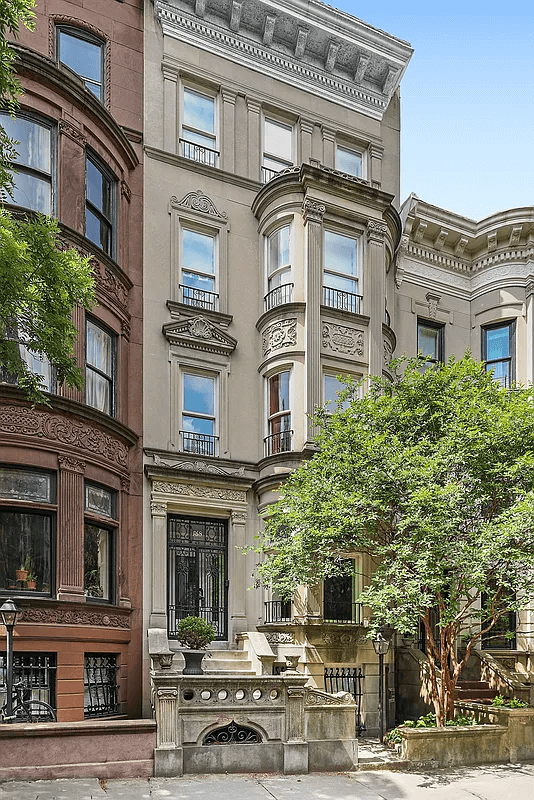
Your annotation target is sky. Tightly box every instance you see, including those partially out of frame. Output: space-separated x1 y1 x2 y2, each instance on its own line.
333 2 534 221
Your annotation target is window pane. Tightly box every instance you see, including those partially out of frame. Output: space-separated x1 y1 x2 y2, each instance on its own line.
269 372 289 415
184 373 214 416
336 146 362 177
325 231 357 277
486 326 510 360
263 156 289 173
84 524 110 600
184 89 215 134
86 369 111 414
9 172 51 214
19 345 53 392
268 226 290 274
0 511 52 593
85 484 115 519
323 273 357 293
183 415 214 435
183 230 215 275
0 114 51 173
85 208 111 254
182 128 216 149
59 30 103 88
0 468 52 503
86 321 112 376
324 375 350 409
486 360 510 387
264 119 292 161
87 159 111 219
418 325 439 360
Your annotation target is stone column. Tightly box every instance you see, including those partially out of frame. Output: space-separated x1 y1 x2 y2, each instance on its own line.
150 500 168 628
230 510 248 639
221 88 237 173
57 456 86 601
246 97 261 180
299 118 313 165
303 199 325 446
525 279 534 386
321 126 336 168
162 66 178 154
118 476 131 608
366 221 388 378
370 143 384 188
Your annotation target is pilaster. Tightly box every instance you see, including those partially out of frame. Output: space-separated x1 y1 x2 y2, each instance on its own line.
57 456 86 601
150 500 168 628
230 510 248 639
299 118 313 166
370 143 384 188
221 88 237 173
321 126 336 168
119 476 131 608
162 66 178 154
366 220 388 377
303 199 325 444
246 97 261 181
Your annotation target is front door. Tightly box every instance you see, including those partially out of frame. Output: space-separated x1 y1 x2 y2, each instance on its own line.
167 515 228 641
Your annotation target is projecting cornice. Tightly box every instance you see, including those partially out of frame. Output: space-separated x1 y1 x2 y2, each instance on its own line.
154 0 413 121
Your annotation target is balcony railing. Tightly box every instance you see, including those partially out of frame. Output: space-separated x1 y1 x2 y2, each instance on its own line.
181 431 218 457
322 286 363 315
323 602 364 624
264 283 293 311
180 284 219 312
264 600 293 623
180 138 219 168
264 430 293 457
261 165 283 184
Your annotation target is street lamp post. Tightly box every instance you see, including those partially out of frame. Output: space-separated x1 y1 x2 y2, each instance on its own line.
1 599 21 722
372 631 391 742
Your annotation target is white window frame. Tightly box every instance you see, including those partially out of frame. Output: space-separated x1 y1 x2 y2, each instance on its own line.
265 367 292 456
179 223 219 312
180 368 219 457
323 230 362 313
180 84 219 167
323 371 356 411
262 116 295 182
264 223 293 310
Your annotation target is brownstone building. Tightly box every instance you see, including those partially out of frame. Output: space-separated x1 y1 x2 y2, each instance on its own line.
0 1 143 720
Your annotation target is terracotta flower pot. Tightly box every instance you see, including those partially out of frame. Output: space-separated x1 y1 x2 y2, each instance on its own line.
16 569 28 582
26 580 36 590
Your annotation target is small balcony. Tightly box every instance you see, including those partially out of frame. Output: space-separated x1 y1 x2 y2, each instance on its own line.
180 431 219 457
264 283 293 312
322 286 363 315
180 138 219 168
261 165 283 184
264 430 293 457
180 284 219 312
264 600 293 624
323 601 364 624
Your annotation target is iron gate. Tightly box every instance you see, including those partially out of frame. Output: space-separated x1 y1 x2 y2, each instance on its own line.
167 515 228 640
324 667 365 735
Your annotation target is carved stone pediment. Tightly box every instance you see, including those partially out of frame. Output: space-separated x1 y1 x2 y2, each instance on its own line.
163 315 237 355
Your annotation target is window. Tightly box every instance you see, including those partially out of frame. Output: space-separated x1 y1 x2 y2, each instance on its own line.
266 371 291 456
85 319 116 416
56 27 105 101
417 319 444 364
482 322 515 387
265 225 292 309
181 372 217 456
0 467 55 596
0 652 56 710
324 373 351 410
323 231 361 313
84 654 119 717
84 483 116 602
180 228 217 310
336 145 363 178
180 88 218 167
0 112 53 213
85 152 115 257
0 327 54 394
324 560 362 623
262 118 293 182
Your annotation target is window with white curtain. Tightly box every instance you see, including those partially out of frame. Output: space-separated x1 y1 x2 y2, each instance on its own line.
85 319 116 416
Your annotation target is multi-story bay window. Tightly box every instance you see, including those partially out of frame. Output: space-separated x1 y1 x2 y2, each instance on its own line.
85 152 115 257
181 228 217 310
0 113 54 214
262 118 293 183
266 371 291 456
84 483 116 602
0 467 55 596
265 225 292 310
181 371 217 456
85 319 116 416
56 26 105 101
482 321 515 387
323 231 361 314
336 145 363 178
180 88 218 167
417 319 444 364
324 373 351 410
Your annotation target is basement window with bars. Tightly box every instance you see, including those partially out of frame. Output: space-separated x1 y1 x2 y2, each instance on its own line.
0 652 56 709
83 653 119 717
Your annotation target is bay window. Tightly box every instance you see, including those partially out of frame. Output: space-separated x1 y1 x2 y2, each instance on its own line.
85 152 115 257
266 371 291 456
0 112 54 214
482 321 515 387
85 319 116 417
265 225 292 309
56 26 105 101
323 231 361 313
181 371 218 456
84 483 116 602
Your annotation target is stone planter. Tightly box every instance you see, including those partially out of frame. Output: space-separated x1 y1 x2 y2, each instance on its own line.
182 650 206 675
400 724 508 768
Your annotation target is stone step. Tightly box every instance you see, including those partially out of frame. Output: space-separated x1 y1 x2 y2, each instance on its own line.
457 681 491 689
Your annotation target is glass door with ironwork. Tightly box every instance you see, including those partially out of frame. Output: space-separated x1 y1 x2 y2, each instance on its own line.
167 515 228 641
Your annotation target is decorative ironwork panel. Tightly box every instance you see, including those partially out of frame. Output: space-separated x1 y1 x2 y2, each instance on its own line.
84 653 119 717
264 600 292 623
203 720 262 745
0 651 56 708
168 515 228 641
324 572 355 622
324 667 364 735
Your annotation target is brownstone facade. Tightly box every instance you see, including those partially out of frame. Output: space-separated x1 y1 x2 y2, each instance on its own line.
0 0 143 720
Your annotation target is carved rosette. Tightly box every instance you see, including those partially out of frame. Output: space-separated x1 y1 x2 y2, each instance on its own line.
19 607 130 629
367 220 388 244
322 631 359 646
303 199 326 225
152 482 247 503
170 189 228 220
322 323 364 356
262 318 297 358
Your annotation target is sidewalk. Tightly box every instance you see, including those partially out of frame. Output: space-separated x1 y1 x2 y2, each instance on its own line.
2 764 534 800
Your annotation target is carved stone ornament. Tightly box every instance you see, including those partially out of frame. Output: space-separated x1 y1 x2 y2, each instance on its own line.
265 631 294 644
120 475 131 493
322 631 358 646
170 189 228 220
93 261 130 313
426 293 440 319
305 688 355 706
262 318 297 358
231 511 248 524
367 220 388 243
322 323 364 356
163 317 237 356
383 338 393 366
121 180 132 203
121 319 131 340
157 688 178 699
151 502 167 517
152 453 246 477
58 119 87 148
58 456 86 474
152 481 247 503
153 653 174 670
19 606 130 629
0 406 129 466
303 199 326 224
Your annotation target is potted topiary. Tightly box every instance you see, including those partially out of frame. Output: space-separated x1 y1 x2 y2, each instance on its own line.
176 616 215 675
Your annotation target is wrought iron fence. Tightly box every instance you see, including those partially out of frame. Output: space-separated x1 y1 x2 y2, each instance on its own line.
322 286 363 314
180 139 219 167
264 430 293 457
0 651 56 708
181 431 218 457
264 600 292 623
180 284 219 311
264 283 293 311
324 666 365 735
84 654 119 718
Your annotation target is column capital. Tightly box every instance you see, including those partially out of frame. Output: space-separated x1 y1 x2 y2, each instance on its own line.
303 199 326 225
321 125 336 143
151 501 167 518
231 511 247 525
221 87 237 105
58 456 86 474
299 118 314 135
367 219 388 244
246 96 261 114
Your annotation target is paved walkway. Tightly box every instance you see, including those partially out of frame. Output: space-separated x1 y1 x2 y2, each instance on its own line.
2 765 534 800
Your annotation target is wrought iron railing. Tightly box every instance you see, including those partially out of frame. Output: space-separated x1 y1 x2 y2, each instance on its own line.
168 605 227 641
180 284 219 311
324 666 365 735
84 654 119 718
261 166 282 184
264 600 292 623
264 283 293 311
322 286 363 314
181 431 218 457
323 601 364 624
264 430 293 457
0 652 56 709
180 139 219 167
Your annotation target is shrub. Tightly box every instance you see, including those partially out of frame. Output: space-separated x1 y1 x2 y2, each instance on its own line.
492 695 528 708
176 616 215 650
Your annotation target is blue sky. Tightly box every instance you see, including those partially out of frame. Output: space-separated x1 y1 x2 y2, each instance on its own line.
333 3 534 221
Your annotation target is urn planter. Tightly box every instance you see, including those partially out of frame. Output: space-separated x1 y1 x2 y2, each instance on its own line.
182 649 206 675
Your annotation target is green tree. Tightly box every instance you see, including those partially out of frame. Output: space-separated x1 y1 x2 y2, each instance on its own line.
0 0 96 404
256 355 534 726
